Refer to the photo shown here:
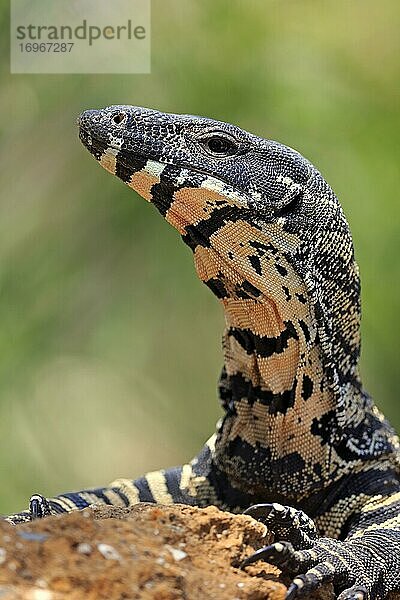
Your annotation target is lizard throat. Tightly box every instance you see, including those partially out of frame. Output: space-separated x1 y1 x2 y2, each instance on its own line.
181 206 338 479
214 295 337 498
191 241 338 497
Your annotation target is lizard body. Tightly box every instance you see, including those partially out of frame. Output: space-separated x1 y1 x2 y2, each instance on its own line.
6 106 400 598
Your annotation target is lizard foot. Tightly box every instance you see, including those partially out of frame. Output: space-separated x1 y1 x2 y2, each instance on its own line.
241 504 386 599
29 494 52 519
4 494 51 525
244 502 318 548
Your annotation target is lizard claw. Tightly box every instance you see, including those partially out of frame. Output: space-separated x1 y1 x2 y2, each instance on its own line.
244 502 317 549
243 503 274 519
337 585 367 600
4 494 53 524
285 583 298 600
285 578 307 599
241 533 382 598
241 541 297 570
242 503 391 598
29 494 51 520
283 570 335 598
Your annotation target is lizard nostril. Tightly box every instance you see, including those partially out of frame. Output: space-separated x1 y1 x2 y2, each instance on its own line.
112 112 126 125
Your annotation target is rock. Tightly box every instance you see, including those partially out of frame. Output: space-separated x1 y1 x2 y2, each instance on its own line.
0 502 377 599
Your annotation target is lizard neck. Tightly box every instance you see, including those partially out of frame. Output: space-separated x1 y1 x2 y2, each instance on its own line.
174 180 394 499
213 295 338 498
190 227 345 497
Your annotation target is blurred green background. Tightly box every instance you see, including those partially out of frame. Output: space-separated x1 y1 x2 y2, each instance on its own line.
0 0 399 514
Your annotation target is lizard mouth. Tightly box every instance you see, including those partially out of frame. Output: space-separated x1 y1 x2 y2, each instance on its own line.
78 126 109 160
79 125 158 169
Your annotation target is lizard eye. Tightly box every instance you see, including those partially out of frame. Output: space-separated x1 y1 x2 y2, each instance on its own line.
201 135 238 157
112 112 126 125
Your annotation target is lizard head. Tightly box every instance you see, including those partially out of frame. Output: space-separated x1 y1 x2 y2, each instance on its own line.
78 104 311 217
78 105 363 432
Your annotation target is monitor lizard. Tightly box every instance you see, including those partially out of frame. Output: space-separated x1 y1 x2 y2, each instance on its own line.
5 106 400 599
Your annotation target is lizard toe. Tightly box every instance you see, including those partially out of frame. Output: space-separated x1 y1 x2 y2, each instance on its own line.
242 530 386 598
244 503 317 549
29 494 52 520
241 541 308 572
284 537 385 599
337 585 367 600
2 493 50 525
284 562 336 598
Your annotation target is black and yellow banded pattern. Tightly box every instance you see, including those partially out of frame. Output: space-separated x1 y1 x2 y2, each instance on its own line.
6 106 400 599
